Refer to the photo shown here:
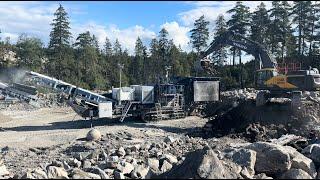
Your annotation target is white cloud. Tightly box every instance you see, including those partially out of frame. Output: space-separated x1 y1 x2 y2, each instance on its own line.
0 2 55 42
179 1 273 28
161 21 191 51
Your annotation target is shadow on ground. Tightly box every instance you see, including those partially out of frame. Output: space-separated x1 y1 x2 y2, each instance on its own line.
1 116 201 135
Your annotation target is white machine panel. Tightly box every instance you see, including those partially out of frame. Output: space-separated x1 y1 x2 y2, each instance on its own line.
99 102 113 118
193 81 219 102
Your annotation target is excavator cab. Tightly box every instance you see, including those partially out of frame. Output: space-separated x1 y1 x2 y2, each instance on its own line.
255 68 278 89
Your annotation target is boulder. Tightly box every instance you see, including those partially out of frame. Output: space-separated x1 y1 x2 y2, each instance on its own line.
68 158 81 168
279 145 317 178
0 165 9 176
130 144 141 152
83 167 109 179
62 161 71 171
21 168 48 179
113 171 125 179
47 166 69 179
302 144 320 165
106 156 119 169
162 154 178 164
160 160 172 173
82 160 92 169
253 173 273 179
74 151 91 161
147 158 159 172
116 162 134 174
157 147 241 179
164 136 175 144
197 149 241 179
291 152 316 178
131 165 151 179
87 129 101 141
240 167 253 179
117 147 126 157
229 148 256 176
70 168 101 179
245 142 291 175
280 168 312 179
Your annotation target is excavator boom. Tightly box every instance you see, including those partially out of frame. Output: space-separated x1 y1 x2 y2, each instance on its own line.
200 31 277 70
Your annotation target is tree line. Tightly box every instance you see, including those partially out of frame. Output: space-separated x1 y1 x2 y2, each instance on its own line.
0 1 319 90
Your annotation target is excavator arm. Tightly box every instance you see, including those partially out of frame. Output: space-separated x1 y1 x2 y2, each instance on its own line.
199 31 277 72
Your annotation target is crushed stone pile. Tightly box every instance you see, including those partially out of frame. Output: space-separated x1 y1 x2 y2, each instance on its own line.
2 133 320 179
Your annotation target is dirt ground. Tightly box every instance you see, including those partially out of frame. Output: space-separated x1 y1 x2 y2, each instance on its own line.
0 107 207 149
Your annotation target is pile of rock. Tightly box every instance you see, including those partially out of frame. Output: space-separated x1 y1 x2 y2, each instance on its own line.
0 158 11 179
159 137 320 179
8 134 207 179
221 88 258 101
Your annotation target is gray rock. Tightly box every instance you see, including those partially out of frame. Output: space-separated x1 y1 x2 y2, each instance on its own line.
71 168 101 179
106 156 119 169
82 160 92 169
87 149 102 160
21 168 47 179
240 167 253 179
280 168 312 179
291 151 316 178
75 151 91 161
197 149 241 179
157 147 241 179
130 144 141 152
253 173 273 179
0 165 9 177
51 160 63 167
131 165 151 179
116 162 134 174
47 166 69 179
83 167 109 179
160 160 172 173
62 161 71 171
302 144 320 165
162 154 178 164
230 148 256 176
245 142 291 175
87 129 101 141
68 158 81 168
113 171 125 179
147 158 159 172
164 136 176 144
117 147 126 157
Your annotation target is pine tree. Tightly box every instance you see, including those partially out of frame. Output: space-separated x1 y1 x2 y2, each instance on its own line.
148 38 160 83
113 39 122 55
74 31 102 89
47 4 73 80
250 2 271 44
212 14 228 66
190 15 210 54
292 1 313 56
104 36 113 57
158 28 170 69
269 1 293 60
227 1 250 65
306 2 319 56
130 37 146 84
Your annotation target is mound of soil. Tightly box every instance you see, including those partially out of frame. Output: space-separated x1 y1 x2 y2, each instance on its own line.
203 99 320 141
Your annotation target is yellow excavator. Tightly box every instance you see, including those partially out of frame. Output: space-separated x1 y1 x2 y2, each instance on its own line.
198 30 320 107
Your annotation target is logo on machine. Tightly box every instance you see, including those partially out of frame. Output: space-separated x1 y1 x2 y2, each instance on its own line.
232 42 247 50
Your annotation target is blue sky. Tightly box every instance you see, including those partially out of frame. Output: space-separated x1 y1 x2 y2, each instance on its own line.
0 1 275 62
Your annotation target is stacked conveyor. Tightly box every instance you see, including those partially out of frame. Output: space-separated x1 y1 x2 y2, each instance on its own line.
26 71 114 119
